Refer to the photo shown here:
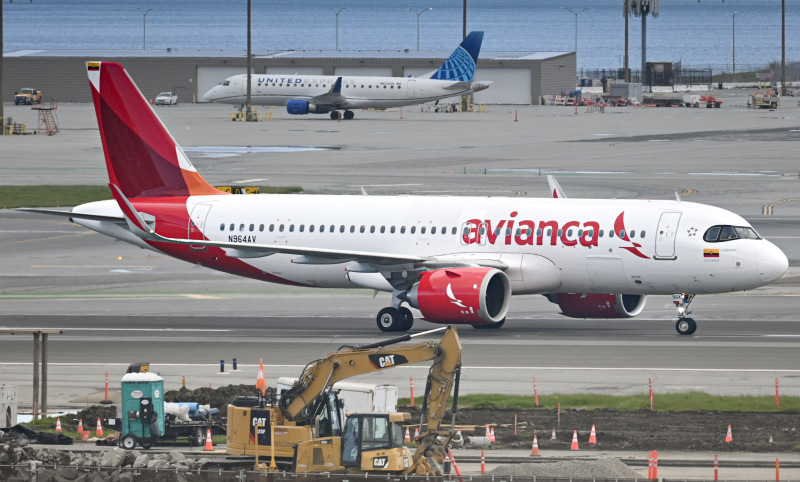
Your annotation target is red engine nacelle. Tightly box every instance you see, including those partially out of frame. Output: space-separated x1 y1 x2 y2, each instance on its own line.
552 293 646 319
404 267 511 324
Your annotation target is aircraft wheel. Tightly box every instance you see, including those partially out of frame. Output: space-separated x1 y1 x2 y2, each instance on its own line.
330 111 339 120
472 318 505 330
675 317 696 335
377 307 403 332
120 434 137 450
343 110 354 120
398 307 414 331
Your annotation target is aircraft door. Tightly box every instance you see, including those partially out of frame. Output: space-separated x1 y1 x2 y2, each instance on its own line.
406 79 416 98
188 204 213 250
654 212 682 260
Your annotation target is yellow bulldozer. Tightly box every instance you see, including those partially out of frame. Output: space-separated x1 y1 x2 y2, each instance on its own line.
226 326 462 475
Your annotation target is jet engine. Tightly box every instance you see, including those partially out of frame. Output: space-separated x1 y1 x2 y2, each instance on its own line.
403 267 511 324
550 293 646 319
286 99 328 115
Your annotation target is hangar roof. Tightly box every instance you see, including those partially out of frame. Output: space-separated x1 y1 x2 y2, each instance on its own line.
4 49 570 61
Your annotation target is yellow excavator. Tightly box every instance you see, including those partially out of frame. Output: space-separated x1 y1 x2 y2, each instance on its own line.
226 326 462 474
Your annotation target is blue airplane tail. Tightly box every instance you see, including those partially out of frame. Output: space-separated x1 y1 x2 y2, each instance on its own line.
430 31 484 82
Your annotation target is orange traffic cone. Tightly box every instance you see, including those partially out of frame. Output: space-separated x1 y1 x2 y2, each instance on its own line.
489 427 496 442
530 433 540 456
769 434 774 443
96 418 103 437
77 419 84 434
204 428 214 451
589 424 597 444
551 428 556 440
485 425 491 438
570 430 579 450
55 418 62 433
414 427 419 438
404 427 411 443
725 424 733 443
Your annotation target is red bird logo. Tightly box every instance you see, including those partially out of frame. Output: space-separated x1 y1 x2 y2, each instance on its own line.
614 212 650 259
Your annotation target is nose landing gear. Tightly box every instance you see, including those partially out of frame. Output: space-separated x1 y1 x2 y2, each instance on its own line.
673 293 697 335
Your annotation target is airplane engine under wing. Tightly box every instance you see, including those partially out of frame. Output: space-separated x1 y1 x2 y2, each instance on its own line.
404 267 511 324
286 99 328 115
551 293 647 319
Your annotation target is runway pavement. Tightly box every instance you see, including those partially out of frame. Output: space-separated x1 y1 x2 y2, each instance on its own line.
2 94 800 412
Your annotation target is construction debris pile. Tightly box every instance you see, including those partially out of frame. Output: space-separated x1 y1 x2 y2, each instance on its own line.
488 459 641 479
0 438 213 480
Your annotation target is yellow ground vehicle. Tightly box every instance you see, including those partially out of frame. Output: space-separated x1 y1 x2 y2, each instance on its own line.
14 88 43 105
748 92 780 109
227 326 462 475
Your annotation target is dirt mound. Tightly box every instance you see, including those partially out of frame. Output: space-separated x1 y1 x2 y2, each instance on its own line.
488 458 640 479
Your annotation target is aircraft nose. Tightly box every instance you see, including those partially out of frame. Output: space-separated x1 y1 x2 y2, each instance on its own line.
203 87 216 102
758 242 789 284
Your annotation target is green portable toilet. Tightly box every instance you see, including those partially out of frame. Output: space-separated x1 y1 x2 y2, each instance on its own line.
118 372 165 450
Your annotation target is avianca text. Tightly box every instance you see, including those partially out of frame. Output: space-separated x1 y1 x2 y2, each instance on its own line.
462 212 600 247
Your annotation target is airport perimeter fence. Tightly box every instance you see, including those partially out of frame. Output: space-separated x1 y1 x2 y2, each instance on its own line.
579 61 800 87
0 466 786 482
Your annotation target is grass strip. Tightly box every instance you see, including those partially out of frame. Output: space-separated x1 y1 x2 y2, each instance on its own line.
400 392 800 412
0 185 303 209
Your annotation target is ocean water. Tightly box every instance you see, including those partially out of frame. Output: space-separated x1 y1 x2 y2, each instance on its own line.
3 0 798 70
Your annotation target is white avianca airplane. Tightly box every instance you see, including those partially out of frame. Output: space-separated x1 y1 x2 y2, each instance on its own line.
27 62 789 335
202 31 490 120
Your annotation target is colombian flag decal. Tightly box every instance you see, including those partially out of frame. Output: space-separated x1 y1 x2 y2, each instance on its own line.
88 62 100 71
704 249 720 258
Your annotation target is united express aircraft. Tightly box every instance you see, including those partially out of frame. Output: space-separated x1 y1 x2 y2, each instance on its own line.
26 62 789 335
202 32 489 120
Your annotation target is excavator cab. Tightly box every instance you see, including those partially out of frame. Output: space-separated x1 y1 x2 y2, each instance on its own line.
342 412 410 470
295 412 412 473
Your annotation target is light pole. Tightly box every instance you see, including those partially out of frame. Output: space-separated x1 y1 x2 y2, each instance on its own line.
408 7 433 51
732 10 736 84
330 8 345 51
560 7 591 73
137 8 153 50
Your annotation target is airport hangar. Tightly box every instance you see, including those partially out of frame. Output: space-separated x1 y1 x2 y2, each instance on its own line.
2 49 575 105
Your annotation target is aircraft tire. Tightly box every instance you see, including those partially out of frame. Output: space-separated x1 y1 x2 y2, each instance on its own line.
343 110 354 120
330 111 339 120
377 307 403 332
471 318 505 330
675 317 696 335
398 307 414 331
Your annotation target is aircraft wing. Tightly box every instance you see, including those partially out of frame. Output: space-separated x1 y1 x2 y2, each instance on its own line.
308 77 347 108
109 184 507 271
547 175 567 199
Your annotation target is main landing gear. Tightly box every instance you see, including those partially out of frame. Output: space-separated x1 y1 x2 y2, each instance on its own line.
329 110 354 120
673 293 697 335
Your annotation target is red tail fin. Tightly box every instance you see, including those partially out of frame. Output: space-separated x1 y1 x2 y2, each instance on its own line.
87 61 221 199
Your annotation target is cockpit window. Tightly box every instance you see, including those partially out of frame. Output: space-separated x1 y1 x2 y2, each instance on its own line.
735 226 761 239
222 80 230 86
704 225 761 242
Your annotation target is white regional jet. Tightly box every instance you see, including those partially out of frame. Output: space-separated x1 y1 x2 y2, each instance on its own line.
203 31 489 120
28 62 789 335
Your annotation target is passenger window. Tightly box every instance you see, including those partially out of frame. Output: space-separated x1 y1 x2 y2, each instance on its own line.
640 231 645 238
239 224 245 232
619 230 625 238
309 225 315 233
360 225 365 233
451 227 457 235
339 225 345 233
289 225 295 232
249 224 255 232
421 226 426 234
630 230 636 239
279 224 285 232
431 227 437 234
370 226 375 233
350 225 355 233
299 225 304 232
567 229 573 237
391 226 396 233
269 224 275 232
259 224 264 232
400 226 406 234
411 226 416 234
380 226 385 233
219 223 225 231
